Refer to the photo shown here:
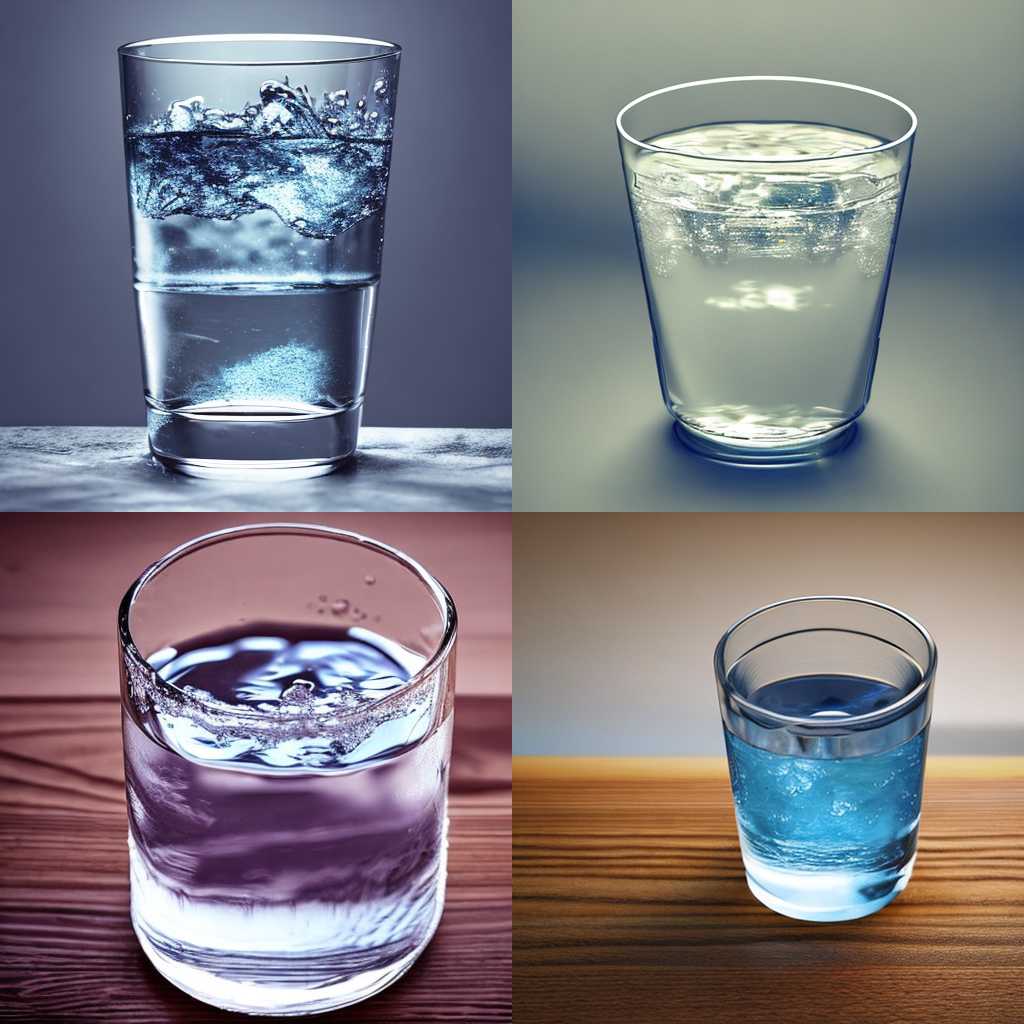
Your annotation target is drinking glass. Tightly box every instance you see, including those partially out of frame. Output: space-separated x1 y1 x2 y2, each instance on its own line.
715 596 936 921
617 77 917 465
118 524 456 1014
118 36 401 478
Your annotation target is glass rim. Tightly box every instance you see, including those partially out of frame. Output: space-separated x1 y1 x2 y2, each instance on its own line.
118 522 457 725
714 595 937 730
117 33 401 66
615 76 918 163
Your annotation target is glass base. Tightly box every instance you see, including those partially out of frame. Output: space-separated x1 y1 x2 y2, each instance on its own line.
672 418 857 466
148 401 361 480
743 853 915 922
133 912 439 1016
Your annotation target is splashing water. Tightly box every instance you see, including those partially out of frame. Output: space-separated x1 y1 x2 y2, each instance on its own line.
128 78 394 240
126 78 396 472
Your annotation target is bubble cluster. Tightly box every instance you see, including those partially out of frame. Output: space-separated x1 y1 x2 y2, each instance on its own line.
188 341 330 406
630 122 901 276
128 77 394 240
124 629 438 770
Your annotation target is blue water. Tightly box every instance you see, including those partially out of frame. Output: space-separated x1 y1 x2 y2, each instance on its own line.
125 79 394 470
128 78 392 241
145 623 430 769
724 675 926 921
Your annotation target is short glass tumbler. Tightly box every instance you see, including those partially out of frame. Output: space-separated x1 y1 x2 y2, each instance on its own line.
715 596 936 921
118 524 456 1014
118 36 401 477
617 77 917 465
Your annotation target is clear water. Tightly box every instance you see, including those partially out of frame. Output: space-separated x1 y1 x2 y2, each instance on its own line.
123 623 450 1014
126 79 394 473
724 675 926 921
628 122 903 447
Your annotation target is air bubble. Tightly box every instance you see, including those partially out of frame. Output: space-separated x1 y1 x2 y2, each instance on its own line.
364 575 376 586
373 79 387 99
281 680 315 704
331 599 350 616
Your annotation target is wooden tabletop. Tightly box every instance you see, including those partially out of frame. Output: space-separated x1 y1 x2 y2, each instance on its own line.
0 427 512 512
514 757 1024 1024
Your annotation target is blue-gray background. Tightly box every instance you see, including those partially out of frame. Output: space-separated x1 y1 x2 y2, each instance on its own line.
1 0 510 428
513 0 1024 510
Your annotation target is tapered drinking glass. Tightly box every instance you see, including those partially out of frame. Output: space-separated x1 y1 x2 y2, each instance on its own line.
119 36 401 477
716 596 936 921
118 524 456 1013
617 77 917 465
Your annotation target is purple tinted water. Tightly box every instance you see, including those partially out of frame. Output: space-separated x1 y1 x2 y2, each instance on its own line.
122 623 450 1014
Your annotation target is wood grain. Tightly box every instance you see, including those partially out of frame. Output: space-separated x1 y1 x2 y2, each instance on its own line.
514 757 1024 1024
0 695 510 1023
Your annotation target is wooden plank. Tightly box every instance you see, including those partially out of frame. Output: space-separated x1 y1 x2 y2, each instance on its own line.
513 757 1024 1024
0 697 510 1022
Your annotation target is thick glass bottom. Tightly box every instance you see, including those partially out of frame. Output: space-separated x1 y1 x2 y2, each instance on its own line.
742 852 915 922
133 909 441 1016
672 417 857 466
147 401 361 479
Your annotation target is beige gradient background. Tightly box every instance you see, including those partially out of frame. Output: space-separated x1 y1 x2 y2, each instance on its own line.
513 513 1023 755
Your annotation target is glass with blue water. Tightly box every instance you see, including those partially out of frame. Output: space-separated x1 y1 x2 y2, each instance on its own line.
715 597 936 921
118 36 400 477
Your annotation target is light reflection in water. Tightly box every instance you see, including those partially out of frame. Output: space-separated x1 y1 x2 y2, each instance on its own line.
705 281 813 312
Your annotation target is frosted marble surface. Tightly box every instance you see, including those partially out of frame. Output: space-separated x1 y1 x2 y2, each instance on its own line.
0 427 511 512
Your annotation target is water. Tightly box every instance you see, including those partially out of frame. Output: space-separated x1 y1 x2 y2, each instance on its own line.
123 623 450 1014
724 674 926 921
125 79 394 475
627 122 903 452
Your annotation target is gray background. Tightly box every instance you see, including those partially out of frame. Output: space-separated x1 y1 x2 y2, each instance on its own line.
1 0 510 428
513 513 1024 756
513 0 1024 510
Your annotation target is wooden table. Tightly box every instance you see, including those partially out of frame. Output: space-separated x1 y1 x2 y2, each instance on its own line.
0 427 512 512
0 514 511 1021
514 757 1024 1024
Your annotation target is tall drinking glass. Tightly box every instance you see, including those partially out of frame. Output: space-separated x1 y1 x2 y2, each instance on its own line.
617 77 917 465
118 36 401 478
118 524 456 1014
715 596 936 921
